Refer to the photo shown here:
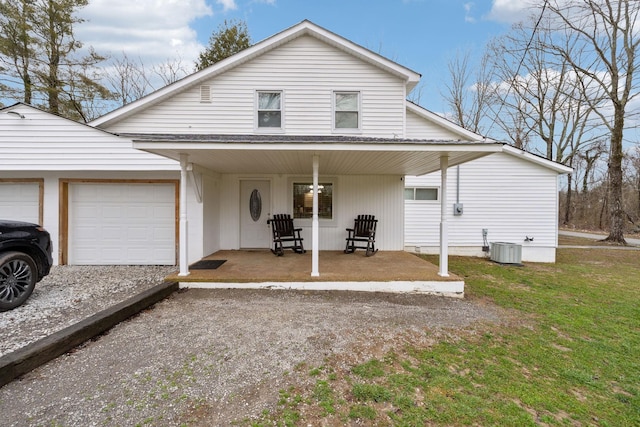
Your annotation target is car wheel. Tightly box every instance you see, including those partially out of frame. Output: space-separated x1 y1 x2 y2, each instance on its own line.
0 251 37 312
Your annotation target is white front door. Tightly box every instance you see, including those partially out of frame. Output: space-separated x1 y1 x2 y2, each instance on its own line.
240 180 271 248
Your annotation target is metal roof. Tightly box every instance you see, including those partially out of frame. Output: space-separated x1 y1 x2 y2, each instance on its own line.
126 133 503 176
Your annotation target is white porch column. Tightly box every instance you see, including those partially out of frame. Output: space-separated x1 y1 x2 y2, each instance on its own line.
178 153 190 276
311 155 320 277
439 154 450 277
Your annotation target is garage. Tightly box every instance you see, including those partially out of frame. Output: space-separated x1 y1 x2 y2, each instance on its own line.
66 182 177 265
0 180 42 224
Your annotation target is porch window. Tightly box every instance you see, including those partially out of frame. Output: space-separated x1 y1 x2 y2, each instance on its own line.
404 187 438 201
334 91 359 129
257 91 282 128
293 182 333 219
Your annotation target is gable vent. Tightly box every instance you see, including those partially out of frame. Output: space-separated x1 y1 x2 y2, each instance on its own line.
200 85 212 103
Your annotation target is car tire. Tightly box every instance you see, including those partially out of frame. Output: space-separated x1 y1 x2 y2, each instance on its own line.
0 251 37 312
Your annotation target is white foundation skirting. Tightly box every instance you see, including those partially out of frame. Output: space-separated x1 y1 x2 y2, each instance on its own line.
179 280 465 298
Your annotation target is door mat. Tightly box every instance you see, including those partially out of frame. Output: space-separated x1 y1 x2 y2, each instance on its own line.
189 260 227 270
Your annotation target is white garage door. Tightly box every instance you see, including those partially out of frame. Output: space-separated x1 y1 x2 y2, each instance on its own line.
68 183 175 265
0 182 40 224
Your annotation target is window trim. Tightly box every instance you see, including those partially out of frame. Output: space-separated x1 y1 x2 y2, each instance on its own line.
255 90 284 131
404 187 439 202
288 177 338 226
332 90 361 132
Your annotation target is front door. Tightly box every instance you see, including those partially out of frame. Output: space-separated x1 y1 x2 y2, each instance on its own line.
240 180 271 248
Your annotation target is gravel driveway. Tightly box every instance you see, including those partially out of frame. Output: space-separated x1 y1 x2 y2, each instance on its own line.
0 266 502 426
0 265 176 357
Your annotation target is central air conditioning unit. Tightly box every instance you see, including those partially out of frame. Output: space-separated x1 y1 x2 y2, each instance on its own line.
490 242 522 264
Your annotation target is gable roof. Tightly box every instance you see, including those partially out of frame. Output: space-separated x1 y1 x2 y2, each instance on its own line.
91 20 422 128
502 144 572 174
405 101 491 142
403 102 571 174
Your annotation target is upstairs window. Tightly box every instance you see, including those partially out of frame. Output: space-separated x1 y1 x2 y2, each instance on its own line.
257 91 282 128
334 91 360 129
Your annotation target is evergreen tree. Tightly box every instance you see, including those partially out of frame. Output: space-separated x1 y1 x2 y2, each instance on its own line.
195 19 250 71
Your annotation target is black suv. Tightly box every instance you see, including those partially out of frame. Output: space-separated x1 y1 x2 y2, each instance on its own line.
0 220 53 312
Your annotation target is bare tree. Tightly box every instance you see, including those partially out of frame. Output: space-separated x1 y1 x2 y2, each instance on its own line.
543 0 640 243
487 19 600 164
442 50 494 134
104 52 151 107
628 146 640 221
152 55 189 86
101 53 191 108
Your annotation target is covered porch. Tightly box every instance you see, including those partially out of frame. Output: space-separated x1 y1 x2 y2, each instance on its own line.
130 134 504 295
168 249 465 297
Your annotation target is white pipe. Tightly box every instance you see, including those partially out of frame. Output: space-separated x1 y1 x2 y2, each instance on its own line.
439 155 449 277
178 154 190 276
456 165 460 204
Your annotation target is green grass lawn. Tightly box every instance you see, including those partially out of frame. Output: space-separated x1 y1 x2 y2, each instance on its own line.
246 248 640 426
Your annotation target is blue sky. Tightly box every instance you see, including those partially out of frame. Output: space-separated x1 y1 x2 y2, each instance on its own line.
194 0 526 111
77 0 533 113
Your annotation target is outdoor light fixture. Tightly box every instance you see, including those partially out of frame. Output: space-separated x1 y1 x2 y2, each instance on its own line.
6 111 25 119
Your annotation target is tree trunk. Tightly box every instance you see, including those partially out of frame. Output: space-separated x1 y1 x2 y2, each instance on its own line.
20 0 32 104
45 0 60 114
637 172 640 218
604 107 627 244
564 173 573 224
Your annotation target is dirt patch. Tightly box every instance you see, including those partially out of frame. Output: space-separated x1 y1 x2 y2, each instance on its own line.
0 288 502 426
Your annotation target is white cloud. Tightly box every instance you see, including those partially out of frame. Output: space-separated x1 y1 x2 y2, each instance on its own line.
486 0 538 24
464 2 476 23
76 0 213 65
216 0 237 11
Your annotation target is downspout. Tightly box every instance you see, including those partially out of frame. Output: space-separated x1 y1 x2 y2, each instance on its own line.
456 166 460 205
439 155 449 277
179 153 190 276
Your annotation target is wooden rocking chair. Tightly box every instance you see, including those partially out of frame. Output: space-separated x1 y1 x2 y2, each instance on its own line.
268 214 305 256
344 214 378 256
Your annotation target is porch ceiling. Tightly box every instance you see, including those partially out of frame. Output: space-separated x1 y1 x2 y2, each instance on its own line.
129 135 504 176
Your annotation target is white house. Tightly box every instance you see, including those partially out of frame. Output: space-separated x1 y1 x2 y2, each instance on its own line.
1 21 569 286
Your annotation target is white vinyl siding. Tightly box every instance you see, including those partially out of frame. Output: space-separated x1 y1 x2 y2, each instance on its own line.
219 173 404 251
405 109 463 140
0 106 178 171
102 36 406 138
68 183 176 265
405 153 561 261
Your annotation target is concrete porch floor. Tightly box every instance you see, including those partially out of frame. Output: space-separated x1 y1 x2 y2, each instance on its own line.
169 250 465 297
